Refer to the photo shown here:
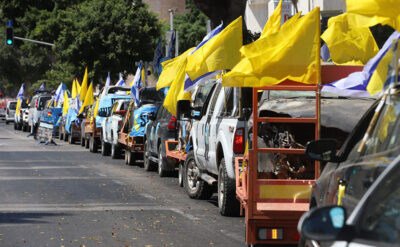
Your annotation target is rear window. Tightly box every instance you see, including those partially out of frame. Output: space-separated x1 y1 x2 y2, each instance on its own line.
9 102 17 110
140 87 164 106
38 97 51 110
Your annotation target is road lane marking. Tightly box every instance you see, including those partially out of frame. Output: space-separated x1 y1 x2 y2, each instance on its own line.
0 166 86 170
0 176 116 180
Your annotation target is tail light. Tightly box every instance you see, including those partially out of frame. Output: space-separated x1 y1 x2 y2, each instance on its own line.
167 116 177 130
233 128 244 154
47 111 52 117
25 110 29 115
118 120 122 126
35 101 38 108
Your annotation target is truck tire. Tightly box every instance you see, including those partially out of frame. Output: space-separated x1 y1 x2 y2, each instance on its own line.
127 150 135 166
218 158 240 216
183 151 213 199
158 143 169 177
80 137 85 147
178 162 184 187
111 142 120 159
89 137 94 152
124 149 129 165
14 122 17 130
144 140 156 171
68 133 75 144
63 131 69 142
101 140 110 156
59 129 63 140
85 136 90 149
22 124 27 132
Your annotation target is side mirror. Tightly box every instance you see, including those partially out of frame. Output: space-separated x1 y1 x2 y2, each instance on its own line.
148 112 156 121
177 100 192 121
242 107 252 121
299 206 348 242
306 139 338 162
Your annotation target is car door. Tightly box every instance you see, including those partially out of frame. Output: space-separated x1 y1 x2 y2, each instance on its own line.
151 106 165 154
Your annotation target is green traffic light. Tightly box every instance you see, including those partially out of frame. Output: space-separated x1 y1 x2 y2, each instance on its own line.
6 40 12 45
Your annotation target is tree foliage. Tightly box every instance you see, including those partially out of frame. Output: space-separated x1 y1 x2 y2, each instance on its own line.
0 0 161 94
173 0 208 53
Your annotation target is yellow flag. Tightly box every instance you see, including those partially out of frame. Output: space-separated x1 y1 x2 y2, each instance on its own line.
321 13 379 65
77 80 81 95
367 42 397 95
71 79 77 98
164 57 191 116
15 98 21 115
223 8 320 87
346 0 400 32
79 82 94 114
62 91 69 116
93 97 100 118
186 16 242 82
80 67 88 101
261 0 282 38
157 48 195 90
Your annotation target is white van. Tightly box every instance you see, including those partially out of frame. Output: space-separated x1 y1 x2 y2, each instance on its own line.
5 100 17 124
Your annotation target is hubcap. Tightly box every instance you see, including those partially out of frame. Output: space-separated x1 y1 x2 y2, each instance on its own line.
187 160 199 191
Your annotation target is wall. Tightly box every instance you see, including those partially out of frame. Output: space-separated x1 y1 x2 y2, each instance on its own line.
143 0 186 23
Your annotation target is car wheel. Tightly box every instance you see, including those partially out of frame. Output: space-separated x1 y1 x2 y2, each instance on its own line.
178 162 184 187
158 144 169 177
218 158 240 216
22 124 27 132
59 129 63 140
101 140 109 156
14 122 17 130
128 150 136 166
68 133 75 144
85 136 90 149
80 137 85 147
111 142 120 159
144 140 155 171
5 121 9 125
183 151 213 199
89 136 94 152
18 123 23 131
63 131 69 142
124 149 129 165
92 137 98 153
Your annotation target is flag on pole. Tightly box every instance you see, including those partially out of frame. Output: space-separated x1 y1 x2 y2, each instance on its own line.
321 13 379 65
80 67 88 102
222 8 320 87
39 82 45 91
261 0 282 38
157 48 195 90
16 83 24 99
131 61 144 106
153 38 163 77
322 31 400 96
79 82 94 114
115 73 125 86
184 17 242 92
62 91 69 116
105 72 111 87
71 79 78 98
167 31 176 58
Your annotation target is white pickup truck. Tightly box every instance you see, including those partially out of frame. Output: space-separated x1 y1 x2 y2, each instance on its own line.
177 80 252 216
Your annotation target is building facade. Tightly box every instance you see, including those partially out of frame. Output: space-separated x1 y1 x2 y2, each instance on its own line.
143 0 186 23
245 0 346 33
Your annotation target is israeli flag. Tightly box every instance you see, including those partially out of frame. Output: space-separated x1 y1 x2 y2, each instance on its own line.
323 30 400 97
105 72 111 87
16 83 24 100
39 82 45 91
153 38 163 76
54 82 65 105
184 23 224 92
115 72 125 86
131 61 144 106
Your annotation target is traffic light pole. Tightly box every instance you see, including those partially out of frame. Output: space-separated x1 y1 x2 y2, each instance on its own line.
14 36 55 47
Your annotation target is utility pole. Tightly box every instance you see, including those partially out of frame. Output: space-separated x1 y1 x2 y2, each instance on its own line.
167 8 179 57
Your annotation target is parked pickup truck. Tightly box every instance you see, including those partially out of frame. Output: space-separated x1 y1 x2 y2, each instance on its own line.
101 99 130 158
177 80 253 216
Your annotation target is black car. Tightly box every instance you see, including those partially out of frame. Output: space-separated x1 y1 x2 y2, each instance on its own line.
305 87 400 215
144 104 178 177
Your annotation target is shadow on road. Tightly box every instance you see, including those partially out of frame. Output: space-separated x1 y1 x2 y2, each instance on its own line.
0 212 71 224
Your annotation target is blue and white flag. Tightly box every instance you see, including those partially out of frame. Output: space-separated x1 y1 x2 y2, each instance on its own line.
115 72 125 86
321 43 331 62
184 23 224 92
39 82 45 91
131 61 144 106
16 83 24 100
105 72 111 87
54 82 66 105
153 38 163 77
323 31 400 97
167 31 176 58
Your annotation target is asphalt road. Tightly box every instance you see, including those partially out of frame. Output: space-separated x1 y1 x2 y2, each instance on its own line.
0 121 245 247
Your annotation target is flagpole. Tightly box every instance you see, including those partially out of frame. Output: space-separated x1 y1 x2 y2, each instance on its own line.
316 7 321 141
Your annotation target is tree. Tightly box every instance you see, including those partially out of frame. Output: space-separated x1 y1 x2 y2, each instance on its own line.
173 0 208 53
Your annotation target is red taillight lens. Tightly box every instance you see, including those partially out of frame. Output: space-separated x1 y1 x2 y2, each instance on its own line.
167 116 177 130
47 111 52 117
293 231 300 241
35 101 38 108
233 128 244 154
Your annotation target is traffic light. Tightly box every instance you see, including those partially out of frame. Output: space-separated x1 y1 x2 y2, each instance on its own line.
5 26 13 46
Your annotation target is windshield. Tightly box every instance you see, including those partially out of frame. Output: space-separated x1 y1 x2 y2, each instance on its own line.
139 87 164 106
9 102 17 110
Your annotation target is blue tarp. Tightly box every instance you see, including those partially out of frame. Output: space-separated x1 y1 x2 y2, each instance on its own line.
129 105 158 137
